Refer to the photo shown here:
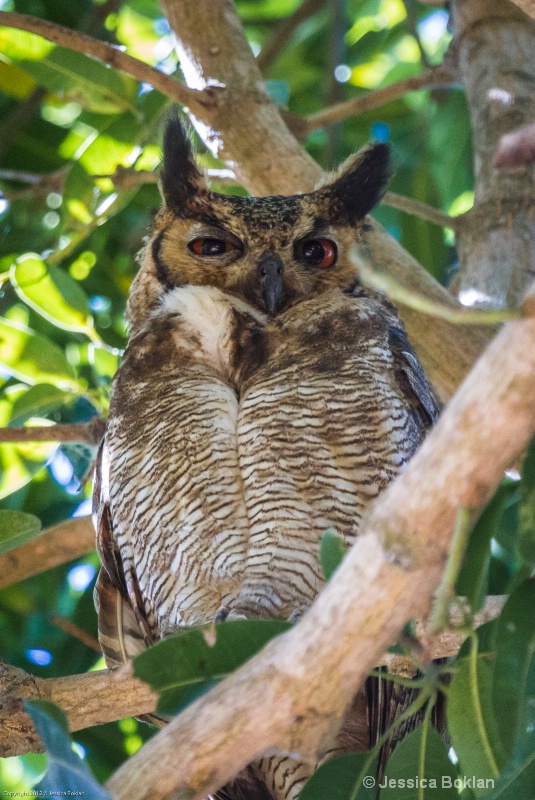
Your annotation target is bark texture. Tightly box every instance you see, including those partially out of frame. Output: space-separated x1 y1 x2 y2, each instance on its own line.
453 0 535 307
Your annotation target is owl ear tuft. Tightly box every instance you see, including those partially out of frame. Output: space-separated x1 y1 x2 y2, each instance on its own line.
160 114 208 214
324 142 391 225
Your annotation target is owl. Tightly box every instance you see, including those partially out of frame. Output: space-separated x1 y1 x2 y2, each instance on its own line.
93 116 439 800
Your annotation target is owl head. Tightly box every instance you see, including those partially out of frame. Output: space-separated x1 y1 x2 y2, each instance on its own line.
127 116 390 330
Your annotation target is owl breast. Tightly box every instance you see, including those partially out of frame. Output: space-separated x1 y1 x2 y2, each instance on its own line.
101 284 431 636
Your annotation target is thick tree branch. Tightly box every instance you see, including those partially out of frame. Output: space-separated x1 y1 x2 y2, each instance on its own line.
104 287 535 800
0 12 215 114
0 418 105 445
452 0 535 308
0 662 158 758
0 597 505 758
0 516 95 590
508 0 535 20
284 65 457 138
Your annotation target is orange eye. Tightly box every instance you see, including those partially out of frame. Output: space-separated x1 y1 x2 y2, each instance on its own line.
301 238 337 269
189 237 235 256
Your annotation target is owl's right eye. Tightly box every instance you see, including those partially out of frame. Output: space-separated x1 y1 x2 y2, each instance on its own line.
189 238 236 256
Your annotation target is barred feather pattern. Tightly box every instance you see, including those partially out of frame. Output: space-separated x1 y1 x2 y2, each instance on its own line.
95 282 437 800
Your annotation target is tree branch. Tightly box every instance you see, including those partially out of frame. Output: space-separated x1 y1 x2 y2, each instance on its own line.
256 0 325 73
0 418 105 445
0 516 95 590
104 285 535 800
382 191 455 228
0 12 216 114
0 662 158 758
0 596 505 758
508 0 535 21
284 65 457 138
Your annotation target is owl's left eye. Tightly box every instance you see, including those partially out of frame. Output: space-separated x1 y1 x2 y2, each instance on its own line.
299 238 337 269
189 238 236 256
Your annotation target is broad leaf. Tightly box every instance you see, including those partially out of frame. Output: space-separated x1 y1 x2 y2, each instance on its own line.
380 724 458 799
492 580 535 759
299 753 376 800
25 700 109 799
10 383 74 425
134 619 290 715
447 652 504 794
519 438 535 566
0 509 42 554
11 254 94 335
320 528 346 581
0 316 81 390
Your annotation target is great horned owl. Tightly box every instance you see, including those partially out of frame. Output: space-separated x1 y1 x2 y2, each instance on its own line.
93 117 438 799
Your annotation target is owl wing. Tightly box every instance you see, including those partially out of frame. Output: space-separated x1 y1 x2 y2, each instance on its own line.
93 441 153 668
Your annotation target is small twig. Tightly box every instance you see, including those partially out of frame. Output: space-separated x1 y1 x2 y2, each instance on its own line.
49 614 101 654
429 508 473 633
352 248 521 325
0 418 106 445
401 0 433 69
0 169 43 184
98 166 238 190
284 65 457 137
494 122 535 170
382 191 455 228
0 165 68 200
0 12 216 113
257 0 325 73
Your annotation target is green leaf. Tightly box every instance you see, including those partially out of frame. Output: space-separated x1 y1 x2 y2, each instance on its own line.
447 649 504 793
380 724 458 799
0 316 81 390
320 528 346 581
134 619 290 715
457 482 517 613
482 751 535 800
14 47 138 114
24 700 109 799
299 753 376 800
11 254 94 335
519 438 535 566
0 509 42 554
10 383 74 425
492 580 535 759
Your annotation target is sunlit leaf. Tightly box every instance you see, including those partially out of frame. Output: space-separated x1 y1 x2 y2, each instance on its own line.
11 254 94 335
10 383 74 425
0 59 36 100
0 317 82 391
14 47 138 114
0 26 54 60
24 700 109 799
0 509 42 555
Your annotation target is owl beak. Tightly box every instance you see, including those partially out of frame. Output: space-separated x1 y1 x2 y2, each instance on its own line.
258 253 284 316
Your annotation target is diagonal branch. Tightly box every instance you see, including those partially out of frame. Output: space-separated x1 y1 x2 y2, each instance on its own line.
0 516 95 590
284 65 457 138
0 11 216 114
508 0 535 21
257 0 326 73
382 191 455 228
104 286 535 800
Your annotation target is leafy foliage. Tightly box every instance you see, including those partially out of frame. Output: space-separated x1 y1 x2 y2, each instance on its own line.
0 0 532 798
